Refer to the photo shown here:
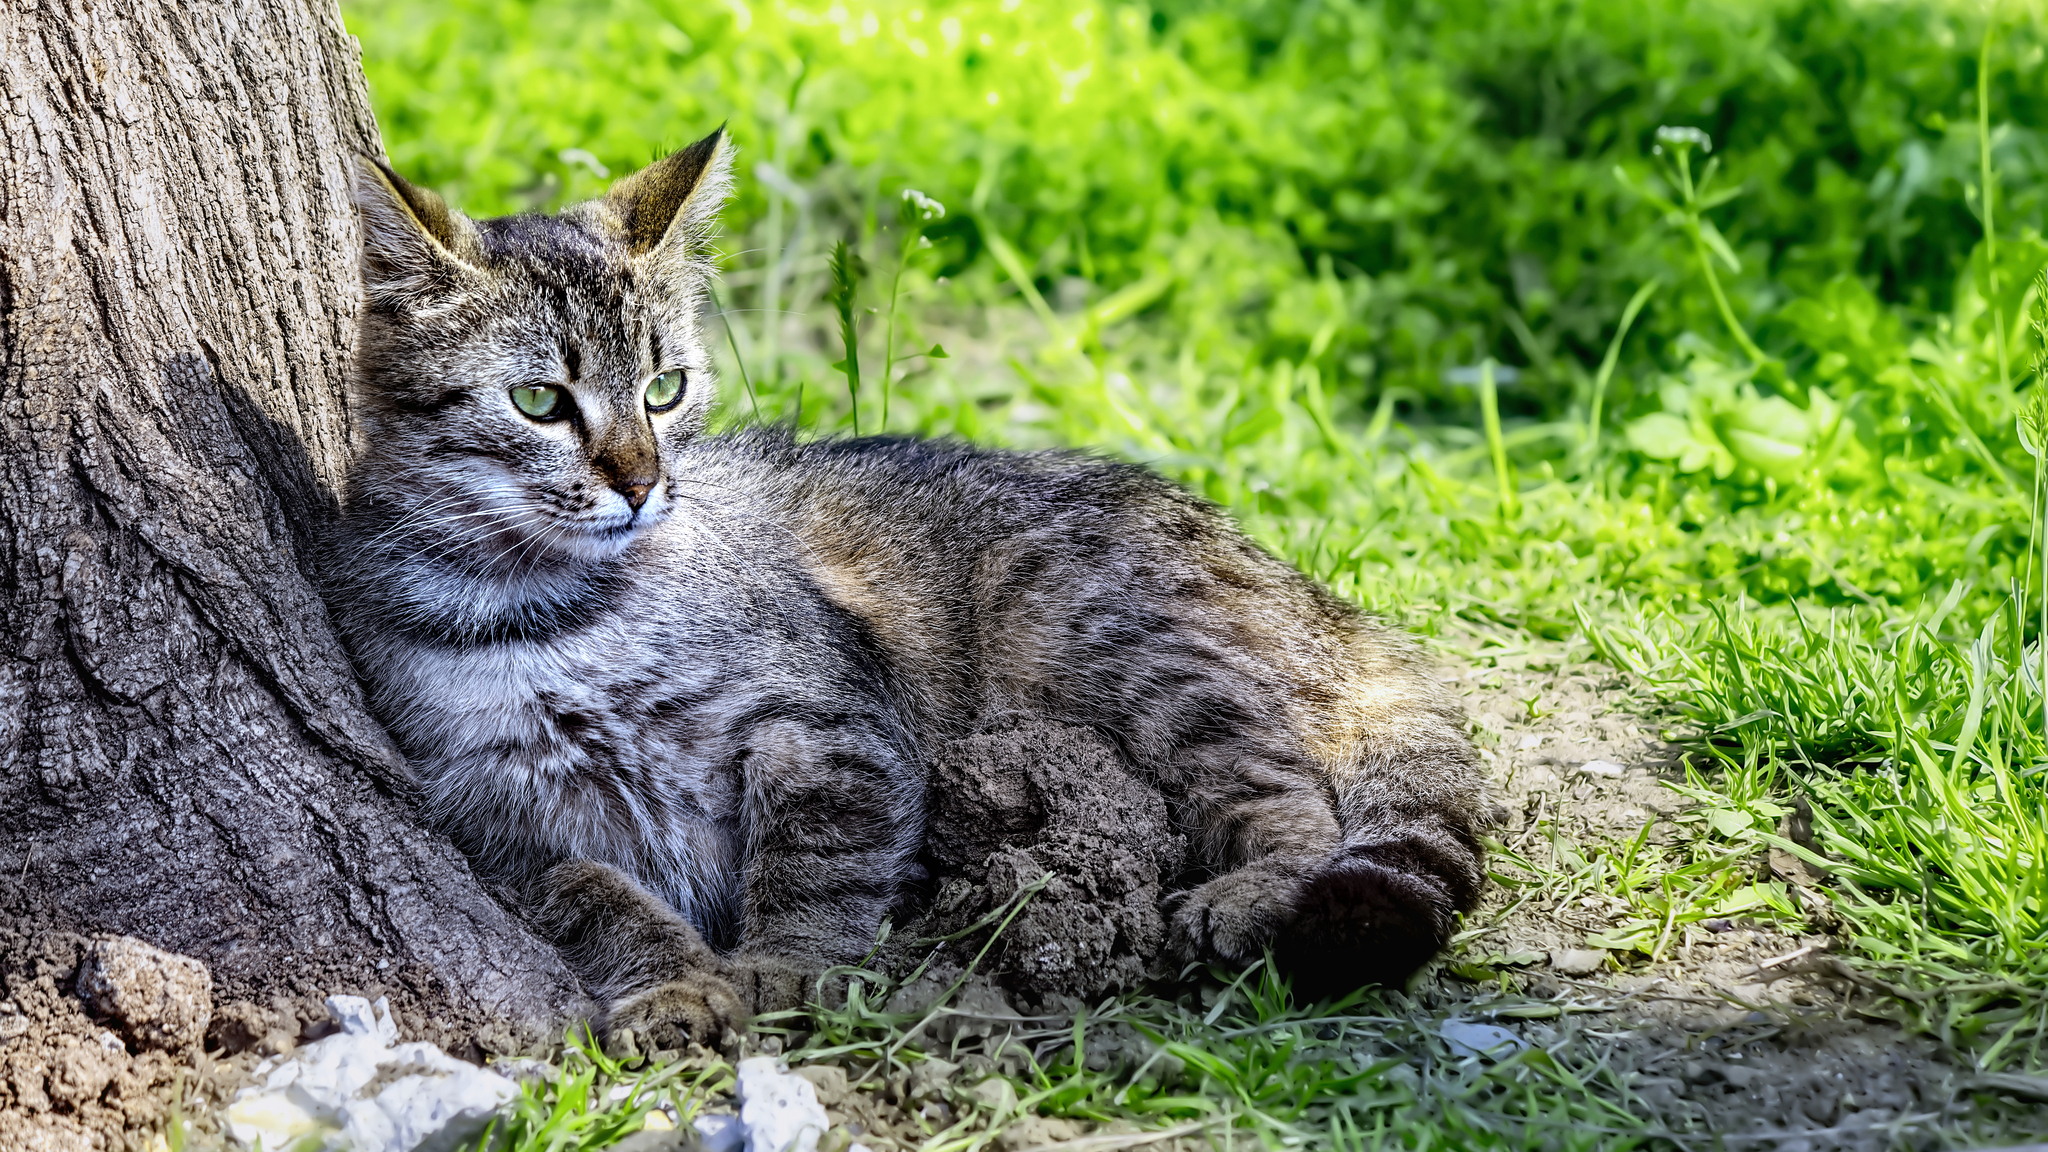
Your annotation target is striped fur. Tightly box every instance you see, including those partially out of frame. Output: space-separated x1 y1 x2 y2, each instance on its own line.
330 130 1491 1040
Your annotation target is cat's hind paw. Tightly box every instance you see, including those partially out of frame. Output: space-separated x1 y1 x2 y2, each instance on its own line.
1272 848 1455 998
603 971 746 1051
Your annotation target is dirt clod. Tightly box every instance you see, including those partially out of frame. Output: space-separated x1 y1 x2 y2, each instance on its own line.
914 720 1186 1004
0 932 204 1152
204 1001 294 1058
76 938 211 1053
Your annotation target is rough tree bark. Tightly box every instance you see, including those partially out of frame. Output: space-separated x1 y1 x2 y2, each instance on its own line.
0 0 584 1038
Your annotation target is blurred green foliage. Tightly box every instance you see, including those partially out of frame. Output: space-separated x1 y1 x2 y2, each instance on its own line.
350 0 2048 417
346 0 2048 615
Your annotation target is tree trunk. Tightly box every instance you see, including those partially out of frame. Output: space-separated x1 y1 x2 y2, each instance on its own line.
0 0 584 1041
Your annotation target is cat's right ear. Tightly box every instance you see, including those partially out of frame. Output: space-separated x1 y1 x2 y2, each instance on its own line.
603 128 733 271
351 156 482 306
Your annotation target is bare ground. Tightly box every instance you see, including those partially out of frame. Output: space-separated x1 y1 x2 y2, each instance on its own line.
7 637 2048 1151
1438 629 2048 1150
797 633 2048 1150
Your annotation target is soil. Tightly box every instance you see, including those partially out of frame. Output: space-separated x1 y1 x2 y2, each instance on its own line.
1412 630 2048 1149
818 637 2048 1151
9 639 2047 1152
0 914 546 1152
907 717 1187 1007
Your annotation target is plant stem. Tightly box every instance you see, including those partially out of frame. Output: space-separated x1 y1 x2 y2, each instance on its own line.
1981 9 2009 388
1675 149 1768 367
881 259 902 430
708 284 761 423
1584 280 1659 460
1694 238 1766 366
1479 358 1516 517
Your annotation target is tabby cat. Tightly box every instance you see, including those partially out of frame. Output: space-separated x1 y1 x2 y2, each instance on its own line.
329 128 1490 1044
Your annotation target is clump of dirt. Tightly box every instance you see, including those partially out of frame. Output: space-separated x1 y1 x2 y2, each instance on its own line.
0 932 208 1152
0 910 548 1152
907 719 1187 1006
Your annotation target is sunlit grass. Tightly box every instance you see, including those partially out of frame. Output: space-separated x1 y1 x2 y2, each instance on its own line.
480 1032 732 1152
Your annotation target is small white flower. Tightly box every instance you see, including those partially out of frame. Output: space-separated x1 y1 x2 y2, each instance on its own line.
559 148 611 178
1653 125 1712 153
900 188 946 220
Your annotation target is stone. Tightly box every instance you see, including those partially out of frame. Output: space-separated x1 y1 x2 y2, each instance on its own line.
692 1113 743 1152
735 1057 830 1152
76 936 212 1051
792 1063 848 1106
1439 1019 1526 1059
610 1127 703 1152
904 1057 958 1104
1548 949 1608 976
997 1115 1083 1150
968 1076 1019 1113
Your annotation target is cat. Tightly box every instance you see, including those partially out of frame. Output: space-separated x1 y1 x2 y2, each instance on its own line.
328 127 1492 1046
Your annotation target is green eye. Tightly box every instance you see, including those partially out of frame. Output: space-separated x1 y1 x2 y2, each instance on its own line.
646 368 686 412
510 384 563 419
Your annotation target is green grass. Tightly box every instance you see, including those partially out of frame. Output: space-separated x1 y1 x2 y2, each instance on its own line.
347 0 2048 1145
480 1031 733 1152
771 956 1671 1150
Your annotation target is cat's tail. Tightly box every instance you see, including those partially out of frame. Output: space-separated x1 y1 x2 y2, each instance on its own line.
1274 815 1488 997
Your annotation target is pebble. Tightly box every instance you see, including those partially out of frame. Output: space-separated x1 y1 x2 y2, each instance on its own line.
1549 949 1608 975
1576 760 1626 779
694 1113 743 1152
76 936 212 1051
1439 1019 1526 1058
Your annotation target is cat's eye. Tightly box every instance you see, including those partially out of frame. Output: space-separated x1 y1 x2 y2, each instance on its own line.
646 369 686 412
510 383 563 420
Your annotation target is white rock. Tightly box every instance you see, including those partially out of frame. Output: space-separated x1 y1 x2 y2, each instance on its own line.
1576 759 1625 778
1549 949 1608 975
225 995 517 1152
735 1057 830 1152
1440 1019 1526 1058
694 1113 744 1152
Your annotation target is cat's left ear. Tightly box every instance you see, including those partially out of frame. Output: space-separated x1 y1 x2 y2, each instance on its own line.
604 127 733 265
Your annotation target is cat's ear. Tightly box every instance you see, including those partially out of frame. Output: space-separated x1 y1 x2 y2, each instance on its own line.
603 127 733 265
351 156 482 302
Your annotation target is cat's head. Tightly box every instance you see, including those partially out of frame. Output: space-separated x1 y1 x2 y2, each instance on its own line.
347 129 732 566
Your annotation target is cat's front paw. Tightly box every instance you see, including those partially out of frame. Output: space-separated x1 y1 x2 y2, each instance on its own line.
604 970 746 1050
1164 862 1307 963
720 951 816 1015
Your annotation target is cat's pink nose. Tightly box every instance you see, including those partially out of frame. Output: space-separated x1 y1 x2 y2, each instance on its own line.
615 481 652 511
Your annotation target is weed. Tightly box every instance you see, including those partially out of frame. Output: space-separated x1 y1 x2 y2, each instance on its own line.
477 1031 731 1152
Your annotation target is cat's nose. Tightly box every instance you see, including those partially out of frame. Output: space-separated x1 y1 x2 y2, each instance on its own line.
613 480 653 511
